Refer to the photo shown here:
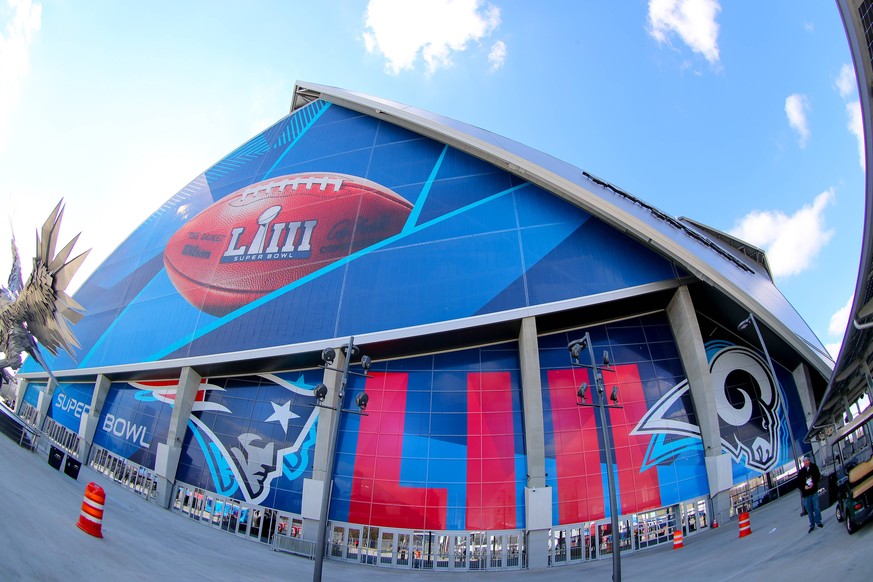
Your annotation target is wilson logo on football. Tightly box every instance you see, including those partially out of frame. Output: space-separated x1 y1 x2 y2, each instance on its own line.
164 173 412 316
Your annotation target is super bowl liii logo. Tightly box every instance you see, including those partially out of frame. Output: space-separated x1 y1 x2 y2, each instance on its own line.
219 205 317 263
181 205 397 263
177 205 318 263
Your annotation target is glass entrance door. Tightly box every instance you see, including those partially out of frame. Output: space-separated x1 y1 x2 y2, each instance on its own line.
396 533 411 566
346 526 362 561
236 504 250 537
506 533 522 568
379 531 395 566
681 498 709 535
551 526 591 565
551 529 568 565
595 518 632 559
469 532 487 570
488 533 504 568
434 534 451 569
412 532 434 569
330 525 345 558
454 534 468 569
220 499 241 532
312 525 524 571
360 526 379 564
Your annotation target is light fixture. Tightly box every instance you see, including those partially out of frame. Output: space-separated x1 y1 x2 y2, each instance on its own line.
341 343 359 358
577 382 589 403
568 338 587 363
568 330 622 582
312 336 372 582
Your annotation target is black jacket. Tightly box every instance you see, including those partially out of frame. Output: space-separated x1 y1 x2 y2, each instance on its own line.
798 462 821 498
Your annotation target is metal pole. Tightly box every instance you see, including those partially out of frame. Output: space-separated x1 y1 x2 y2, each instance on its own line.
585 334 621 582
312 337 354 582
748 315 801 474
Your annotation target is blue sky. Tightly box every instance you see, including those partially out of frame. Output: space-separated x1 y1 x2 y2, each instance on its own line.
0 0 862 361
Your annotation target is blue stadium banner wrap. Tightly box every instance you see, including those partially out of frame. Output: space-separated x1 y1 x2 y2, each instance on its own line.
23 101 681 373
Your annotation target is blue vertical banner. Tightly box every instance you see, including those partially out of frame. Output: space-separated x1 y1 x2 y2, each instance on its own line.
48 383 94 433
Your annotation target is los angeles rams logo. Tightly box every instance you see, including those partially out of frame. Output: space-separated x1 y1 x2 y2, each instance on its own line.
709 344 782 472
632 343 784 473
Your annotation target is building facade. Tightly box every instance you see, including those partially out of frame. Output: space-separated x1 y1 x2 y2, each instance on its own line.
16 82 831 570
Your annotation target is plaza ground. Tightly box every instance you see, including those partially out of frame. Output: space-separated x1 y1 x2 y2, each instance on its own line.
0 431 871 581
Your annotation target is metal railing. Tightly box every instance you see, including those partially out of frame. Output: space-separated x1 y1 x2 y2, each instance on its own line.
0 401 44 453
273 535 317 559
42 416 80 455
89 446 158 501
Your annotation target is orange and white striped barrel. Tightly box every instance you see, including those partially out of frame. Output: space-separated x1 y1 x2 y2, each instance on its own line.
673 529 684 549
76 482 105 538
738 511 752 538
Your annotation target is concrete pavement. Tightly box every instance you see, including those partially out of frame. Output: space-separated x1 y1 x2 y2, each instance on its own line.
0 431 871 581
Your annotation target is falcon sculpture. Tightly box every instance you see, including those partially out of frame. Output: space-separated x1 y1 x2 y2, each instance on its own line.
0 201 89 381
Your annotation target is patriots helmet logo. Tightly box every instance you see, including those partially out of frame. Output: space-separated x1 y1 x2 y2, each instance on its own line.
138 372 319 504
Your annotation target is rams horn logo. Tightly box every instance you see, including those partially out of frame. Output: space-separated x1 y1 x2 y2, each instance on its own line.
710 345 782 472
632 343 783 473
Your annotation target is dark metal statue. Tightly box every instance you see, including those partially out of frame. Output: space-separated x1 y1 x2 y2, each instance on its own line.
0 201 89 382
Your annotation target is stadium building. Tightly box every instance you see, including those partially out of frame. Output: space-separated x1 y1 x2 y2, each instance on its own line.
13 81 833 571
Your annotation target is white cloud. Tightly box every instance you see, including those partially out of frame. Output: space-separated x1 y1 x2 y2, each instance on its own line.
785 93 811 147
836 65 865 171
0 0 42 147
488 39 506 71
648 0 721 65
846 100 865 171
829 295 853 337
729 189 834 278
363 0 501 75
826 341 842 361
836 63 857 99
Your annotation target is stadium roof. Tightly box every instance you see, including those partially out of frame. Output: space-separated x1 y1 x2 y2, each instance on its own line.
808 1 873 438
292 81 832 382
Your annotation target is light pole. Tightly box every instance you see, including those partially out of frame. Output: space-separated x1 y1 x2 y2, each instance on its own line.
312 337 371 582
568 332 622 582
737 313 801 475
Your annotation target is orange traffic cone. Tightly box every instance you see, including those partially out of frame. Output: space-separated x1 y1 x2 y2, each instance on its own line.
738 511 752 538
673 529 684 549
76 482 105 538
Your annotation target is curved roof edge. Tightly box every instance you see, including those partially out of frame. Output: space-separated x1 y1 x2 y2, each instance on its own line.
291 81 831 379
679 216 772 276
808 0 873 437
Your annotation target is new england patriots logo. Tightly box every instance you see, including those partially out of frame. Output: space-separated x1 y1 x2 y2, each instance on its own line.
632 343 784 473
137 372 319 504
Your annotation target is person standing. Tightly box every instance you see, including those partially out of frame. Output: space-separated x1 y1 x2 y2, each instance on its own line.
798 456 823 532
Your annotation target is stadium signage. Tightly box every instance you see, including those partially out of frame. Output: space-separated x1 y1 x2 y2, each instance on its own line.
55 393 91 419
102 413 152 447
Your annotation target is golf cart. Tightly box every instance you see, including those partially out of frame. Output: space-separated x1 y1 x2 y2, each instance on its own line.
832 407 873 534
